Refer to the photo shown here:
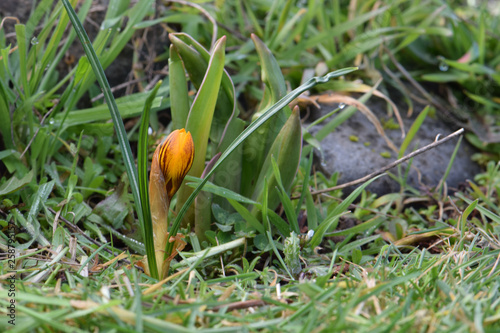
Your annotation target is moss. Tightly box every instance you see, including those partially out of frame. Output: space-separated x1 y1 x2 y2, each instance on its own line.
381 118 400 130
380 151 392 159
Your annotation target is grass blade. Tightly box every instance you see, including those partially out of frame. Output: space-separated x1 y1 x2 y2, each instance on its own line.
137 81 162 280
169 45 190 130
309 175 383 249
61 0 144 232
398 106 430 159
15 24 29 99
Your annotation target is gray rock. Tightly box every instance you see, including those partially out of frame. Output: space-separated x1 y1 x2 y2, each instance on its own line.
305 99 481 195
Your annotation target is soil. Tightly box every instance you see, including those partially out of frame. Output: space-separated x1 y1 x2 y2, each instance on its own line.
305 98 482 195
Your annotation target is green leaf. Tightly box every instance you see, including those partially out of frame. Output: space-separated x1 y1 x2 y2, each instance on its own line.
0 73 13 149
270 156 299 234
269 6 307 52
267 230 293 280
305 189 318 231
15 23 35 147
326 30 400 67
166 67 358 257
39 0 92 93
460 199 478 250
295 149 314 218
174 37 226 235
309 175 383 249
351 247 362 264
184 176 258 205
53 91 164 128
441 59 495 75
464 91 500 108
52 226 66 249
15 181 54 250
185 36 227 176
0 170 34 197
93 175 130 230
267 210 291 237
284 231 302 277
169 45 190 130
254 234 271 251
399 106 430 159
289 6 388 57
241 35 291 198
25 0 55 39
227 198 265 235
252 34 288 112
212 117 246 210
326 217 385 237
339 235 381 254
15 24 30 99
71 0 154 101
169 33 237 139
436 134 463 196
30 0 73 94
195 186 212 244
170 33 245 214
421 71 470 82
251 107 302 216
137 81 162 279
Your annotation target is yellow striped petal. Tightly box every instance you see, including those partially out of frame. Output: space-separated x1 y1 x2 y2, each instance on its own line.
157 129 194 201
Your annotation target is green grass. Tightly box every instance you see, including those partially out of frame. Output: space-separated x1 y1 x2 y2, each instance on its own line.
1 0 500 332
0 241 498 331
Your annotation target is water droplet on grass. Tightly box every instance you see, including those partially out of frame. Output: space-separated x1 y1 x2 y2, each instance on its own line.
307 229 315 239
31 37 39 45
439 61 449 71
437 57 449 71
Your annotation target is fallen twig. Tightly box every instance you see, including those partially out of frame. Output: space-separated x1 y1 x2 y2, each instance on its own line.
20 109 53 159
211 299 267 311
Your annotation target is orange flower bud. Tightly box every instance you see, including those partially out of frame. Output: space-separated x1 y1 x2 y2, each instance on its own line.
149 129 194 278
156 128 195 201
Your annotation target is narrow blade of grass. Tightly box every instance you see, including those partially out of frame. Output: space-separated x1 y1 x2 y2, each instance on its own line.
61 0 144 234
137 81 162 280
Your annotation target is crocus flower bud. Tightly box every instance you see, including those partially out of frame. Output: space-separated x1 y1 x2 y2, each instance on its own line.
149 128 194 278
156 128 195 201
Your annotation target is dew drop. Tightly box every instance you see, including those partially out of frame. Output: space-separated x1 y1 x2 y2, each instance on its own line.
439 61 449 72
338 103 346 109
31 37 39 45
49 119 55 125
307 229 315 239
